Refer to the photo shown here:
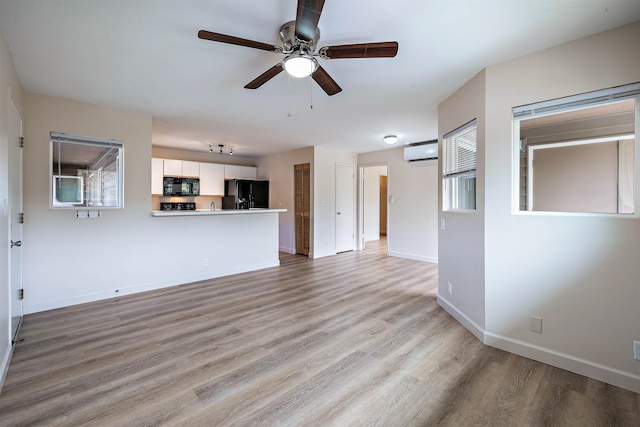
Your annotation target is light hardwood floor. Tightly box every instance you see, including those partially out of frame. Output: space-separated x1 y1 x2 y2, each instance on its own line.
1 239 638 426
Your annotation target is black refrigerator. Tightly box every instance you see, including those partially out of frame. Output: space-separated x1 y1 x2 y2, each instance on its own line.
223 179 269 209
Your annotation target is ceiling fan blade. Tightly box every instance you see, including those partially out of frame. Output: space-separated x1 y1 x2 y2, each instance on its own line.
312 65 342 96
198 30 281 52
295 0 325 41
244 64 284 89
320 41 399 59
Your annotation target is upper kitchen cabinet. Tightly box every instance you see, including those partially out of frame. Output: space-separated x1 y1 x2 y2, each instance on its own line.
224 165 257 179
164 159 200 177
151 158 164 195
200 162 225 195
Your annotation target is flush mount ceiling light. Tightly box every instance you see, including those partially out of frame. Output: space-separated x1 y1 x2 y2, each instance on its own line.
384 135 398 144
282 52 318 78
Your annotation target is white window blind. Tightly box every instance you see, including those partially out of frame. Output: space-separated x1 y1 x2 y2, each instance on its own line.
513 82 640 121
443 119 477 178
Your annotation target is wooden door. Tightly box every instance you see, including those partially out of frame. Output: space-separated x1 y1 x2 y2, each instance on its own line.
379 175 387 236
294 163 310 256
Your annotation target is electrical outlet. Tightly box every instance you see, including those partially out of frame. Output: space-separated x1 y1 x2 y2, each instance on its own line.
75 210 88 219
529 316 543 333
88 210 101 218
203 258 208 266
441 219 446 230
634 341 640 361
447 281 452 295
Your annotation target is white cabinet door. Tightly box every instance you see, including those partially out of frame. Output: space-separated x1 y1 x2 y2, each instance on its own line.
182 161 200 177
241 166 257 179
163 159 200 177
224 164 243 179
152 158 164 194
163 159 182 176
200 163 225 195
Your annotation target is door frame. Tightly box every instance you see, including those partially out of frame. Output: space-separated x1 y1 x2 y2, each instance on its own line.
357 163 389 251
9 97 23 343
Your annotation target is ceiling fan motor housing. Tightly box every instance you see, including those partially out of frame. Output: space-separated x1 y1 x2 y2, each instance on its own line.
280 20 320 53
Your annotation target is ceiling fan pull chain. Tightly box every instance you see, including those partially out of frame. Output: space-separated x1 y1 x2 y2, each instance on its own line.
288 73 292 118
310 74 314 110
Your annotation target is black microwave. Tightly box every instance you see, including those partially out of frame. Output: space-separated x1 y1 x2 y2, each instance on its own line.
163 177 200 197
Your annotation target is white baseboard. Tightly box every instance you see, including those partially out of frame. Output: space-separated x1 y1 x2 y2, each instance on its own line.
436 295 484 341
484 332 640 394
387 250 438 264
0 345 12 396
24 260 279 314
437 296 640 394
279 245 295 254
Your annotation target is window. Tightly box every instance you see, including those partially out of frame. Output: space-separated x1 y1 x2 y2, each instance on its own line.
514 83 639 214
51 132 124 208
443 119 477 210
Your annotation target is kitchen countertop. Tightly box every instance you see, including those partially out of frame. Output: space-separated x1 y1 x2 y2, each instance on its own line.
151 208 287 217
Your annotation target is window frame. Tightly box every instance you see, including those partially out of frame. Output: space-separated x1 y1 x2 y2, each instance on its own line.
50 132 125 209
443 119 477 212
512 83 640 217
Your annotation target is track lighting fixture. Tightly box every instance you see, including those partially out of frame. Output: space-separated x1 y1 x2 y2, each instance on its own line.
209 144 234 155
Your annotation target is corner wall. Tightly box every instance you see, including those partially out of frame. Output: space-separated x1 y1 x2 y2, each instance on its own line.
437 69 486 336
483 22 640 392
22 93 280 314
438 21 640 393
257 147 314 254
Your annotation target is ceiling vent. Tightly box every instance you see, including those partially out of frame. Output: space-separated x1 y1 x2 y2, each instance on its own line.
403 141 438 162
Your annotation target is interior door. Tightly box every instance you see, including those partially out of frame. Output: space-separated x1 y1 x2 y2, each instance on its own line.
294 163 310 256
9 100 23 342
379 174 387 236
335 164 354 253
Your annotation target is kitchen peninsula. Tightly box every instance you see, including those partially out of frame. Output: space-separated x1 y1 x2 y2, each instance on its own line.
151 208 286 217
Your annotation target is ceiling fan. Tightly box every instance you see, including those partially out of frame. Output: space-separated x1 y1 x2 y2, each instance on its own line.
198 0 398 96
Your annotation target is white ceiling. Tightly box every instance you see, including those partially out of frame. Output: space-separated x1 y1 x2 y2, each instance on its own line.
1 1 639 158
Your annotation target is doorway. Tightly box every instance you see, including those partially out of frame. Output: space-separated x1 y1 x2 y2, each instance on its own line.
294 163 310 256
360 164 388 251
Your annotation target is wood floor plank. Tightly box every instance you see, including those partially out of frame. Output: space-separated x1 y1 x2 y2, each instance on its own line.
0 239 637 426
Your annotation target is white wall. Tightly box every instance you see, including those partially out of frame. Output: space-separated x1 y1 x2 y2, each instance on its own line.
438 21 640 392
313 146 357 259
437 70 486 336
22 93 281 314
363 165 387 241
484 22 640 392
358 147 438 263
257 147 314 254
0 25 24 391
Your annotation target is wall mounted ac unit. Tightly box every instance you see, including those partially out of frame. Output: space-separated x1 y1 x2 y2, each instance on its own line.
403 141 438 162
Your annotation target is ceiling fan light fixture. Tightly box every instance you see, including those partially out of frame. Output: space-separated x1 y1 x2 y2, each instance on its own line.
283 53 318 78
384 135 398 145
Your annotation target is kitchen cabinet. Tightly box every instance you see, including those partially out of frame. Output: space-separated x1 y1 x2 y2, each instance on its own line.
242 166 258 179
224 165 257 179
199 162 225 195
182 161 200 177
151 158 164 194
164 159 200 177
